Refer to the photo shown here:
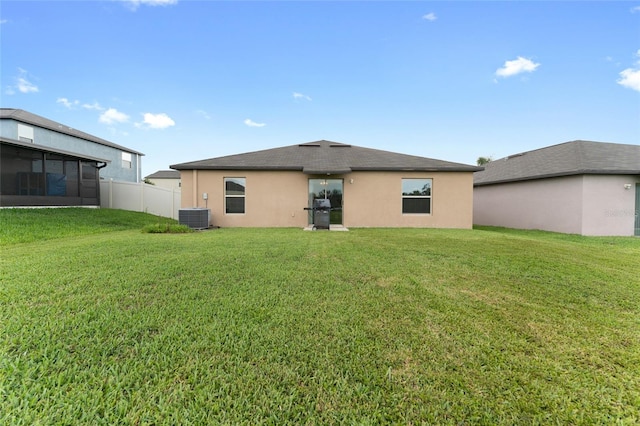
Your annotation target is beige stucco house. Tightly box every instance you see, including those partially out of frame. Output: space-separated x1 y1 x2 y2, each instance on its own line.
170 140 482 229
145 170 181 190
474 140 640 236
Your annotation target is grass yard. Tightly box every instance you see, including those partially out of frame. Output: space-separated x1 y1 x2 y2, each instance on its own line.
1 208 639 424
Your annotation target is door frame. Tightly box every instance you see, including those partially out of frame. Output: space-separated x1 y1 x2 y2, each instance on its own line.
635 183 640 237
308 178 343 225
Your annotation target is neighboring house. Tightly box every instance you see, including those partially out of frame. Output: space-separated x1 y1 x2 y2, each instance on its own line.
170 140 482 228
0 108 144 207
473 140 640 236
145 170 181 190
0 109 143 183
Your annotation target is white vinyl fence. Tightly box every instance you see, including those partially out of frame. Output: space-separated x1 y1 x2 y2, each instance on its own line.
100 179 181 219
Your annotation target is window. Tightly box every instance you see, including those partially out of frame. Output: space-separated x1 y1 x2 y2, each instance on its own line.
45 155 65 196
65 160 79 197
80 162 98 199
122 152 132 169
0 145 82 198
1 146 44 195
402 178 432 214
18 124 34 143
225 177 245 214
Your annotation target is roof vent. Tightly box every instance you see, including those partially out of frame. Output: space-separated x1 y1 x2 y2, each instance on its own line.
506 152 526 160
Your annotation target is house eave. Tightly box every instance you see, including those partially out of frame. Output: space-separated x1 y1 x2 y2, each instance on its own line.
352 166 483 172
170 164 303 171
303 167 353 175
171 165 482 173
474 170 640 187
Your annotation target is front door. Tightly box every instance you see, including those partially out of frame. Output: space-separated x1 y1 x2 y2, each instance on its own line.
635 183 640 236
309 179 343 225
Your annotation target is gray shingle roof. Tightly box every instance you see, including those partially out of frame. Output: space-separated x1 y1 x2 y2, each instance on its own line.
474 140 640 186
170 140 482 173
0 108 144 155
145 170 181 179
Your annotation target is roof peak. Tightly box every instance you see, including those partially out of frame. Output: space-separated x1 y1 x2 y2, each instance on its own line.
475 140 640 186
504 140 636 160
298 140 351 147
171 140 482 172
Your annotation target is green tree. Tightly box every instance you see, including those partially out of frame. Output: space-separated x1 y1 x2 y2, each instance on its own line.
477 156 493 166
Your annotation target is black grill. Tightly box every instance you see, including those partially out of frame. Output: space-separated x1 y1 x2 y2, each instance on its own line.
304 198 331 230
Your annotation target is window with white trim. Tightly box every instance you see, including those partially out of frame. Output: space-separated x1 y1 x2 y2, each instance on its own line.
18 124 34 143
122 152 132 169
402 178 432 214
225 177 246 214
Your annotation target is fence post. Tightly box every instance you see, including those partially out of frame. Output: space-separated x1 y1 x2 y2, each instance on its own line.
140 182 145 212
109 178 113 208
172 187 176 219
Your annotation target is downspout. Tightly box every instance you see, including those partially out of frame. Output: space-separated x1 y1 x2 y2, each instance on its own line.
96 162 107 208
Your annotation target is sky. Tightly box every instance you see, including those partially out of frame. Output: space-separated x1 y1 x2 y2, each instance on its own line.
1 0 639 177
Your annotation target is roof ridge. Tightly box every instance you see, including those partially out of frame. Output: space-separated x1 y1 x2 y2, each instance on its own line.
475 140 640 186
171 140 482 172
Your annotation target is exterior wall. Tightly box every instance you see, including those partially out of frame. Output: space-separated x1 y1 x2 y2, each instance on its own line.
581 175 640 236
181 170 309 228
474 174 640 236
180 169 475 228
474 176 584 234
148 177 181 190
344 171 474 228
0 120 17 140
1 119 140 182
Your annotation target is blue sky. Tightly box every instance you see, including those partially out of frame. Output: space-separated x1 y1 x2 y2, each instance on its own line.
2 0 639 177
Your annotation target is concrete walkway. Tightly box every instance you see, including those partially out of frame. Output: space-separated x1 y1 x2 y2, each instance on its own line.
303 225 349 231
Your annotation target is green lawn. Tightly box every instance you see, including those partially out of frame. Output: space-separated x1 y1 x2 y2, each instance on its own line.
1 209 639 424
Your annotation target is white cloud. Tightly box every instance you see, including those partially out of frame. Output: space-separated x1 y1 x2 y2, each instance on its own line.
136 112 175 129
293 92 312 101
495 56 540 78
82 102 104 111
136 0 177 4
58 97 104 111
99 108 130 125
422 12 437 22
4 68 40 95
631 6 640 13
244 118 266 128
618 68 640 91
617 50 640 92
123 0 178 10
57 97 80 109
1 19 8 24
14 69 39 93
195 109 211 120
